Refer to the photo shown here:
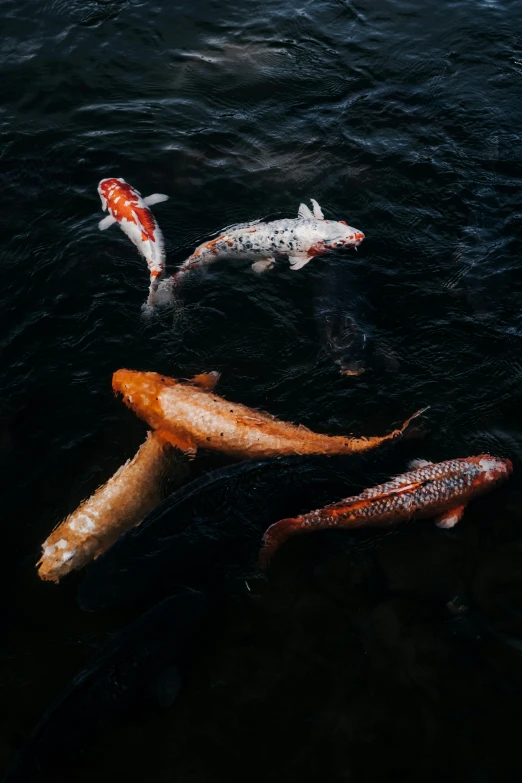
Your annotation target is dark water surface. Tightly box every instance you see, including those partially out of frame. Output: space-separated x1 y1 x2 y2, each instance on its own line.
2 0 522 779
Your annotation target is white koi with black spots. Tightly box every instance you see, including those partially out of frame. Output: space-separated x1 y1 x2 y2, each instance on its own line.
166 199 364 288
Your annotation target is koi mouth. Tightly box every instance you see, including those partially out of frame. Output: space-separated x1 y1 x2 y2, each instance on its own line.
340 366 366 377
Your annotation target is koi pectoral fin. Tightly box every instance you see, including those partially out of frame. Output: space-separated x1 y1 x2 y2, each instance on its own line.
434 505 466 529
156 428 197 459
288 255 311 271
252 258 276 273
143 193 169 206
98 215 117 230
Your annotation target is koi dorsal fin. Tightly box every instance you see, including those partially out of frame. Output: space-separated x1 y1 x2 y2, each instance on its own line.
310 199 324 219
184 372 221 392
298 202 314 219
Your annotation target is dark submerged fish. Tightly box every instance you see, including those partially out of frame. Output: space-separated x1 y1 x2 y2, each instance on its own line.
320 306 370 377
314 266 399 376
3 591 206 783
78 447 422 614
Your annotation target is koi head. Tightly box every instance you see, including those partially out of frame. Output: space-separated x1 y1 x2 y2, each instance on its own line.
113 369 177 430
469 454 513 487
98 177 135 212
98 177 121 211
310 220 365 255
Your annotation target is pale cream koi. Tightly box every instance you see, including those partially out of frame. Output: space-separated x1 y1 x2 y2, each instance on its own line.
38 431 174 583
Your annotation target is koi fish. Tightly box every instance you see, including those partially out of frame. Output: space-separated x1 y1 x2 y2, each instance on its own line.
259 455 513 567
112 368 427 460
314 265 400 377
97 177 169 309
165 198 364 287
38 431 176 583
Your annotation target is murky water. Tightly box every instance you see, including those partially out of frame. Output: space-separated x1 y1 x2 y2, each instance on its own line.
2 0 522 779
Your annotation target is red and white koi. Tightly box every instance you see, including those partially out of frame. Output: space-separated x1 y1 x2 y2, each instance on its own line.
259 455 513 567
163 199 364 289
97 178 169 309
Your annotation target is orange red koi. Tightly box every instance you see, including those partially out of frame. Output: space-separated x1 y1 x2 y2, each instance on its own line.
259 455 513 567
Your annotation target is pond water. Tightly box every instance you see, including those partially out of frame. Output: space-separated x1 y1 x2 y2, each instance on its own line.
2 0 522 780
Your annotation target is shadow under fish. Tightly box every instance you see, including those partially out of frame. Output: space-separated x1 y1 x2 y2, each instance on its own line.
3 590 206 783
78 445 424 615
8 440 429 780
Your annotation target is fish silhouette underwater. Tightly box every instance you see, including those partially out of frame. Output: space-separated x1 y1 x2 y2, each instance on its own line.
314 266 400 377
3 590 206 783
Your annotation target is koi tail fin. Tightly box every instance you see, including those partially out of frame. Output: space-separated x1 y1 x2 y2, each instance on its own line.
141 275 163 317
398 406 431 441
340 406 430 455
258 517 303 569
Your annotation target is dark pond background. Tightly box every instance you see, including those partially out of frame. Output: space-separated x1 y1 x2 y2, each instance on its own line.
2 0 522 779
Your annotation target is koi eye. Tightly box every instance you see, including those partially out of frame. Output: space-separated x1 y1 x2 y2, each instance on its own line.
339 220 347 225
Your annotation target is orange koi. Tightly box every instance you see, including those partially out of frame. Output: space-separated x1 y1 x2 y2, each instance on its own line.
112 368 427 460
